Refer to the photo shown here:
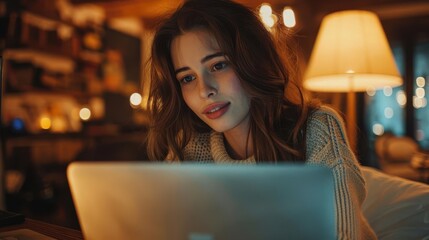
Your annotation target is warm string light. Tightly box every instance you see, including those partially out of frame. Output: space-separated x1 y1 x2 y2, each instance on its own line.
413 76 427 141
396 90 406 107
372 123 384 136
384 107 394 119
414 76 427 109
40 115 52 130
69 93 144 126
129 92 142 108
18 93 146 132
366 86 376 96
383 86 393 96
258 3 296 30
367 76 427 138
366 78 427 108
79 107 91 121
282 7 296 28
416 76 425 87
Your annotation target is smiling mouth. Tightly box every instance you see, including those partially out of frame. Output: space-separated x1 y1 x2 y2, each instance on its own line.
203 102 230 119
207 106 223 113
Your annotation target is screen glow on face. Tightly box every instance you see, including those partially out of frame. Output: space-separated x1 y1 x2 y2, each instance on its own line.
171 29 251 135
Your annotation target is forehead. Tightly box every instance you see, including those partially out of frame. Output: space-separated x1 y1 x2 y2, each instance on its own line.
171 29 221 66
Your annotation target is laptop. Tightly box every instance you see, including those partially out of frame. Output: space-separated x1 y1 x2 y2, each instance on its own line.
67 162 336 240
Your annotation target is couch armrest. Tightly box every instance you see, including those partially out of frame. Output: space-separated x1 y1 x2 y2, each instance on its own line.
361 166 429 240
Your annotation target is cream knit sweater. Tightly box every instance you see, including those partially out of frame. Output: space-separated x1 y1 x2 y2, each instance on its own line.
182 106 377 239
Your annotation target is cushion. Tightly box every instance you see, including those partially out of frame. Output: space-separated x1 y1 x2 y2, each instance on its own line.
361 166 429 240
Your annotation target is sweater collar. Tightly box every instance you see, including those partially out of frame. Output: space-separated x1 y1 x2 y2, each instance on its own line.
210 131 256 164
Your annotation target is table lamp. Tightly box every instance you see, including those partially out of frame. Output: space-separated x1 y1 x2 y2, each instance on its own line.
304 10 403 152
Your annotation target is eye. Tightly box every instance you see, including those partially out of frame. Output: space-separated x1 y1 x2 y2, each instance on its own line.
211 61 228 72
179 75 196 84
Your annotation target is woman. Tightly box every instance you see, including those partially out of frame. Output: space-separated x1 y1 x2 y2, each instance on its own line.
146 0 376 239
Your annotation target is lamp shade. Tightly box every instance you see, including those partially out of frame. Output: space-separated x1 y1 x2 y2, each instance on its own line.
304 10 403 92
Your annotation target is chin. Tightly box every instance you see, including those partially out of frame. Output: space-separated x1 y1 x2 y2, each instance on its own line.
207 122 237 133
208 125 229 133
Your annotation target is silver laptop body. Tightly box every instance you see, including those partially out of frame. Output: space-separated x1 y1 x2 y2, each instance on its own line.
67 162 335 240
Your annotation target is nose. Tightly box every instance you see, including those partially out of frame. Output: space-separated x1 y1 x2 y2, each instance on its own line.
198 74 217 98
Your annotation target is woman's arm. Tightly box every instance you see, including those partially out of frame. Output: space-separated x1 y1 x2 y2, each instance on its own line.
305 106 377 240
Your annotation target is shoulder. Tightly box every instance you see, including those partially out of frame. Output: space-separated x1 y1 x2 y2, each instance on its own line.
306 105 347 140
308 105 345 126
305 106 366 192
305 105 354 167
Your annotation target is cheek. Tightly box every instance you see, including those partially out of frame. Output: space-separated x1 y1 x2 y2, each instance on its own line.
181 90 199 112
229 76 249 101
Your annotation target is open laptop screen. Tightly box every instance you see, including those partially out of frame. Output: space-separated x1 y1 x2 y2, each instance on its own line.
68 162 336 240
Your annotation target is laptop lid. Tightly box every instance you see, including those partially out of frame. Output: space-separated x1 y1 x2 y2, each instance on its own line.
67 162 335 240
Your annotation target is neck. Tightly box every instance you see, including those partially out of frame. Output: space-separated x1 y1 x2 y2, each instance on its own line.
223 122 253 160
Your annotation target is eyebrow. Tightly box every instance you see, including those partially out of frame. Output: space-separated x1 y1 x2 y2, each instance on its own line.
174 52 225 75
201 52 224 63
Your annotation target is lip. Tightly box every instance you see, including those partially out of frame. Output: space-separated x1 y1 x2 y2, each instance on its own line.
203 102 230 119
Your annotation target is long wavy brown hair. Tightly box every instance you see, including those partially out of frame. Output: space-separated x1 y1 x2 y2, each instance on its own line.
146 0 319 162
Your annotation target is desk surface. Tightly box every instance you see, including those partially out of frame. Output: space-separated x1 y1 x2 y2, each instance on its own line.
0 218 83 240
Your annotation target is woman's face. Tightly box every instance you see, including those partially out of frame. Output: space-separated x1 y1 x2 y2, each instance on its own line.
171 29 251 134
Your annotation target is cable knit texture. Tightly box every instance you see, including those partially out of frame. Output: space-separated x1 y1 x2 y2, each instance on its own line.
182 106 377 239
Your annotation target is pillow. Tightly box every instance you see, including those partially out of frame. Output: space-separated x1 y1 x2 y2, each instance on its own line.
361 166 429 240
